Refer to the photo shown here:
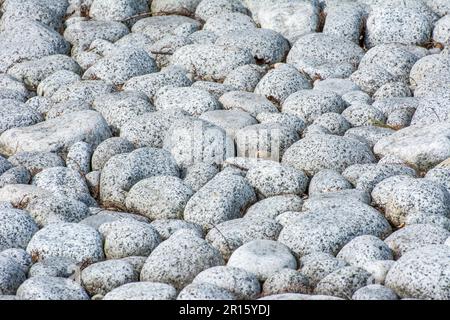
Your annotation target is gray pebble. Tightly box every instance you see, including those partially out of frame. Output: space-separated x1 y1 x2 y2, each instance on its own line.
314 266 374 300
184 171 256 231
81 259 138 296
93 91 155 134
227 240 297 281
26 195 90 227
26 223 104 264
337 235 393 267
384 224 450 259
193 266 261 300
263 269 312 296
17 276 89 300
352 284 398 300
140 232 224 290
126 176 193 220
103 282 177 300
385 245 450 299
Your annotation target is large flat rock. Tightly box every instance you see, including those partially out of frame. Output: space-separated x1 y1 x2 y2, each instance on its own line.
0 110 111 156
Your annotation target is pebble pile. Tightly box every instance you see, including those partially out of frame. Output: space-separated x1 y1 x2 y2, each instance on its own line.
0 0 449 301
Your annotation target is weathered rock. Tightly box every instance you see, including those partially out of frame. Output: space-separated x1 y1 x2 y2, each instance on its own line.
103 282 177 300
374 122 450 171
384 224 450 259
16 276 89 300
81 260 138 296
385 245 450 299
171 44 255 81
184 171 256 230
193 266 260 300
278 203 392 257
315 266 374 300
287 33 365 79
282 134 375 175
227 240 297 281
140 232 224 290
0 110 111 156
26 223 104 264
100 147 179 210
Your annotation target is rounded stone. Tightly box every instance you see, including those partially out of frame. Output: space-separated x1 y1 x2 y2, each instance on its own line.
193 266 261 300
282 134 376 175
16 276 89 300
25 195 90 227
262 269 312 296
126 176 193 220
342 103 387 127
244 195 303 220
314 266 374 300
150 219 204 240
287 33 365 80
352 284 399 300
171 43 255 82
91 137 135 171
154 86 221 116
278 203 392 257
32 166 92 205
26 223 104 264
205 216 282 260
0 257 26 295
195 0 249 21
81 260 138 296
203 12 256 36
312 113 351 136
184 171 256 231
177 283 236 300
299 252 348 287
0 209 38 251
0 249 32 273
365 6 432 48
336 235 394 267
246 161 308 198
215 28 290 64
361 260 396 285
99 219 161 259
385 245 450 299
140 232 224 290
282 90 346 125
384 224 450 259
103 282 177 300
385 178 450 228
227 240 297 281
92 91 155 135
254 63 312 105
308 169 353 196
223 64 267 92
28 257 77 278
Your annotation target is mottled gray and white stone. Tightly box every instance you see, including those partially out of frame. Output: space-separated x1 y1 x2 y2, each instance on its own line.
140 232 224 290
227 240 297 281
26 223 104 264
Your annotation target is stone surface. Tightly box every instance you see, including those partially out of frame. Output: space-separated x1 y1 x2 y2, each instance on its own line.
227 240 297 281
385 245 450 299
26 223 104 264
278 203 392 257
99 219 161 259
103 282 177 300
282 134 375 175
171 44 255 81
16 276 89 300
0 110 111 156
184 171 256 231
374 122 450 171
140 232 224 290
